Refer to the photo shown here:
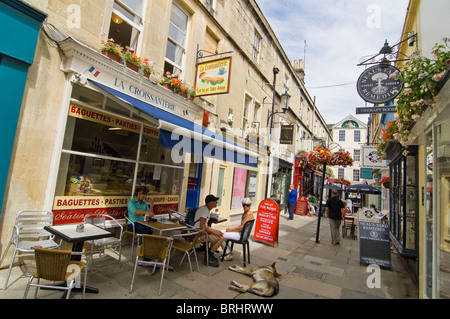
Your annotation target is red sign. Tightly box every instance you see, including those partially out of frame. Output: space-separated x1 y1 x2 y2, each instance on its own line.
253 199 280 247
295 196 308 215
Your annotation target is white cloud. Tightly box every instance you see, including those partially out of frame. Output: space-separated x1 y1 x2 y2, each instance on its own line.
256 0 409 124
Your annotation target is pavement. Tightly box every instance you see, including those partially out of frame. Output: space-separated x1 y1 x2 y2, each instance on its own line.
0 213 418 302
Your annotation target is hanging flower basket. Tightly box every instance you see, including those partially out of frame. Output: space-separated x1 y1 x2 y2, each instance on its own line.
329 151 353 167
379 177 391 189
307 146 331 166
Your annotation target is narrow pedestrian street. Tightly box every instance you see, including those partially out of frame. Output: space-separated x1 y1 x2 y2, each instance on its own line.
0 213 418 300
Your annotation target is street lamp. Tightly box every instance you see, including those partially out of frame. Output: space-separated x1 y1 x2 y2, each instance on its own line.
266 67 291 199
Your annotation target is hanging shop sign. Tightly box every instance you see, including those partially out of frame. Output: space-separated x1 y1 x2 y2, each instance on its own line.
361 145 388 169
253 198 279 247
280 125 294 144
194 57 232 96
355 106 397 114
356 65 403 104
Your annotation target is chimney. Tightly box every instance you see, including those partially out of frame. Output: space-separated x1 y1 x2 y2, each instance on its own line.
294 59 305 83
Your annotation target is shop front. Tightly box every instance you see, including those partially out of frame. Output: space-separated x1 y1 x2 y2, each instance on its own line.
51 37 258 225
385 142 418 282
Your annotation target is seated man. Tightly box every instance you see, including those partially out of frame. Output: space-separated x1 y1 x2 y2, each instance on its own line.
194 194 224 267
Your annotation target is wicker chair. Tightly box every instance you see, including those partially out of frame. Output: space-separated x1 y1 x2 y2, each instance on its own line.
83 214 123 271
23 247 87 299
170 229 203 278
0 210 60 290
130 234 173 296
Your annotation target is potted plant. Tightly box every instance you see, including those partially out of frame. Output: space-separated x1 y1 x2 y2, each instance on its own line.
100 39 122 63
121 46 141 72
379 177 391 189
187 87 196 101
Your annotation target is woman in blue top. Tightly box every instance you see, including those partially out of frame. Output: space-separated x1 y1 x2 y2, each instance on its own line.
127 186 154 235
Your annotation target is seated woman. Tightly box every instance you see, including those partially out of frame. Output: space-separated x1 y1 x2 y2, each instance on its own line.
127 186 155 235
222 198 254 261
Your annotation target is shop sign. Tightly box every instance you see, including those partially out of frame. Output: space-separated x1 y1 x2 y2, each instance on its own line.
194 57 232 96
356 65 403 104
358 221 392 269
295 196 308 215
361 145 388 169
69 104 159 139
253 199 279 247
52 195 179 225
280 125 293 144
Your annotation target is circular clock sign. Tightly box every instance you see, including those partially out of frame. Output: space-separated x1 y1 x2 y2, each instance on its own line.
357 65 403 104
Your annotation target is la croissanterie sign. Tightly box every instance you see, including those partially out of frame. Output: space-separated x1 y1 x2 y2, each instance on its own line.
194 57 232 96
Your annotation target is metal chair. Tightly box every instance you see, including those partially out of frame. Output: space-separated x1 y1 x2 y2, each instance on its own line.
130 234 173 296
342 216 356 239
169 229 203 278
23 247 87 299
0 210 60 290
124 211 138 258
221 219 255 267
83 214 123 271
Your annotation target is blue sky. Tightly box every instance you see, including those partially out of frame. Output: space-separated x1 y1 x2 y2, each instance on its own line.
256 0 410 125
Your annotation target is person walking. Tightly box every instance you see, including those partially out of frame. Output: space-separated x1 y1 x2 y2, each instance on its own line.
287 184 297 220
325 190 345 245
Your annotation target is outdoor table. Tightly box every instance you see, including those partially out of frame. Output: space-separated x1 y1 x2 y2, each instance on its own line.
44 223 114 295
138 219 187 236
209 216 227 226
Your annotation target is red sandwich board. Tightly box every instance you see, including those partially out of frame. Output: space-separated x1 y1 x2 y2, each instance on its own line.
253 199 279 247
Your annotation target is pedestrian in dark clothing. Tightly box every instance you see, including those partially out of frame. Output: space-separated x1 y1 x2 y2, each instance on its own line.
325 190 345 245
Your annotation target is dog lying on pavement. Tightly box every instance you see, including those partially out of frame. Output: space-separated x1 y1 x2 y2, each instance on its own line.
228 262 281 297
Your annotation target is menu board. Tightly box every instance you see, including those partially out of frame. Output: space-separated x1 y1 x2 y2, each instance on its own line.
253 199 280 247
358 221 392 269
295 196 308 215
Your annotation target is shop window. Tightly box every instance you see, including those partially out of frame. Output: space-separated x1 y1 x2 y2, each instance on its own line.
424 130 434 298
164 3 188 76
108 0 143 49
389 146 418 259
54 85 184 223
231 167 258 209
436 121 450 272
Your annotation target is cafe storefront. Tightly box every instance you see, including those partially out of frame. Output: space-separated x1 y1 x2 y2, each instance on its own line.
51 37 258 225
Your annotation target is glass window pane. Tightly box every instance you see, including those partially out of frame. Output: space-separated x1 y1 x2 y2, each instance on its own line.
119 0 143 16
55 152 135 197
170 5 187 33
63 115 140 160
168 22 186 45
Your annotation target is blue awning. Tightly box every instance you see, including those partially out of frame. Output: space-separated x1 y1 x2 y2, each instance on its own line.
89 80 258 167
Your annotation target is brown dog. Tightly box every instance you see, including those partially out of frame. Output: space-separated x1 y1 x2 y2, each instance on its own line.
228 262 281 297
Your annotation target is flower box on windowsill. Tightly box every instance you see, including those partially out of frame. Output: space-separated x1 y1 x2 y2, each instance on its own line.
101 50 121 63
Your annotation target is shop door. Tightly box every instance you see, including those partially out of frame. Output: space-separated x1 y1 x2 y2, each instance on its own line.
216 167 225 207
186 160 202 209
